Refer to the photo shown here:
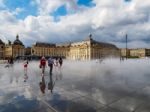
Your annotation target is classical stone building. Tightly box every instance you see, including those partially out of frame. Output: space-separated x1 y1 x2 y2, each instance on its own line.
5 35 25 59
130 48 150 58
120 48 150 58
0 39 5 59
25 47 31 56
120 48 130 58
69 35 119 60
31 42 55 57
56 44 70 58
31 34 120 60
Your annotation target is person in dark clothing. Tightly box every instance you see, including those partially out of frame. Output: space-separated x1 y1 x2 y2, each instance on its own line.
48 57 54 74
9 57 14 65
48 73 55 93
39 75 46 94
58 57 63 67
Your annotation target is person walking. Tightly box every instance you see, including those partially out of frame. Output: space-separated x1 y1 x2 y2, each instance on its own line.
58 57 63 67
48 57 54 74
9 57 14 67
39 56 46 74
23 59 28 75
54 58 59 67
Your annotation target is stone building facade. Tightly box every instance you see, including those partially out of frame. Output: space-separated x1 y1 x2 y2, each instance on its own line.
0 39 5 59
130 49 150 58
120 48 130 58
120 48 150 58
25 47 31 56
5 35 25 59
31 35 120 60
31 42 56 57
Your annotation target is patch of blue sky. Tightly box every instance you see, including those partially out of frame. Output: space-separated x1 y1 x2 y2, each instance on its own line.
4 0 38 19
77 0 95 7
51 5 67 22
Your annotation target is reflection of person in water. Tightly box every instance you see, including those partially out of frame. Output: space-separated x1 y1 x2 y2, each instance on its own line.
39 75 46 94
56 68 63 80
48 73 55 93
24 73 28 82
23 59 28 74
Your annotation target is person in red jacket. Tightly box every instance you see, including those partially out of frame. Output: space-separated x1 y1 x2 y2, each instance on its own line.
39 56 46 74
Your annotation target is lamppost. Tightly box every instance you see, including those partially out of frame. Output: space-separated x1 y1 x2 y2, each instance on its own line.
126 34 128 60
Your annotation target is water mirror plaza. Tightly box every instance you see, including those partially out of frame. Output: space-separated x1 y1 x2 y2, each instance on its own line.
0 59 150 112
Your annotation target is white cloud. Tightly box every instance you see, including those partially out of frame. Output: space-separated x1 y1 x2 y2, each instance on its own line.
12 7 24 15
0 0 150 48
33 0 78 15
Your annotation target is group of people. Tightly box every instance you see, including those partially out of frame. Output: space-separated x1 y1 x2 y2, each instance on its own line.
39 56 63 94
39 57 63 75
22 56 63 93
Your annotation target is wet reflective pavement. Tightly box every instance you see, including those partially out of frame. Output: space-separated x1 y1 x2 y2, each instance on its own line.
0 59 150 112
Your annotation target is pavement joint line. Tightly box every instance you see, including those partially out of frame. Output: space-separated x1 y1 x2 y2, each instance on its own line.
97 84 150 112
56 86 106 107
53 85 106 107
131 102 146 112
0 84 30 90
59 80 150 112
97 105 124 112
50 88 90 107
52 95 85 107
27 86 58 112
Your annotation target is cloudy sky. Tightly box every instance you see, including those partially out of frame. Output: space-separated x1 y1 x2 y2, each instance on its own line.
0 0 150 48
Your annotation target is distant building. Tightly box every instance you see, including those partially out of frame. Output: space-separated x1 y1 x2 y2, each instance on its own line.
25 47 31 56
5 35 25 59
31 34 120 60
1 34 120 60
69 35 119 60
0 39 5 59
130 48 150 58
31 42 55 57
120 48 130 58
56 43 70 58
120 48 150 58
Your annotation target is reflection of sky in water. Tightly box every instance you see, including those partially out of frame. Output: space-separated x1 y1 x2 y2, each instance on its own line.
0 59 150 111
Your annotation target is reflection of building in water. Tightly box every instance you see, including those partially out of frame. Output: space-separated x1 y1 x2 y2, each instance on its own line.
120 48 150 58
31 34 120 60
0 39 5 59
5 35 25 59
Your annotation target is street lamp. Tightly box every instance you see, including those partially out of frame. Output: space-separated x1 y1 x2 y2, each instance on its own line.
125 34 128 60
